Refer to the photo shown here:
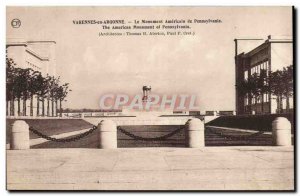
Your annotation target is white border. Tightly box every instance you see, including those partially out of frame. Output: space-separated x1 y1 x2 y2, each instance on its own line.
2 0 299 6
1 0 298 195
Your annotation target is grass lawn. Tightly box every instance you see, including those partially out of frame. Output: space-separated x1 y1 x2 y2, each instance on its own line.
32 125 185 148
6 119 93 144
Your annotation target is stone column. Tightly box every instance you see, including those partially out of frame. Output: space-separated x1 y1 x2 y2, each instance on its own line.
185 118 205 148
11 120 30 150
272 117 292 146
98 120 117 149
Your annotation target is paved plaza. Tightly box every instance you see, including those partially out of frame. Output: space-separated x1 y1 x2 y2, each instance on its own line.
7 146 294 190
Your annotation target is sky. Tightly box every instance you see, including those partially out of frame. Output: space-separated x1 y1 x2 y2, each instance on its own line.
6 7 293 111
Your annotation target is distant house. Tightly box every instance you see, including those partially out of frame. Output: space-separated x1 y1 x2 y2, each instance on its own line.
235 35 293 115
6 39 56 116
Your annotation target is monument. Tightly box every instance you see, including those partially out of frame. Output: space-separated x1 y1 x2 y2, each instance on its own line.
142 85 152 102
122 86 173 117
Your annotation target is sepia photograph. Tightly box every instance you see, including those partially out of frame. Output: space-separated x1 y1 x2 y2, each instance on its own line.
5 6 294 191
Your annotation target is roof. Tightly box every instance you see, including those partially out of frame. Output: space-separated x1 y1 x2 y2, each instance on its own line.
237 35 293 58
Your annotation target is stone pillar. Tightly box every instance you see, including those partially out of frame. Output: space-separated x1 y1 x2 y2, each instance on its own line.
185 118 205 148
11 120 30 150
98 120 117 149
272 117 292 146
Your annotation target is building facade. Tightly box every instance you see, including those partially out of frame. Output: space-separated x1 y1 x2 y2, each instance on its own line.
6 39 57 117
235 35 293 115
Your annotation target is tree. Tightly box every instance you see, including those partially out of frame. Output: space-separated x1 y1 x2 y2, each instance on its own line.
29 71 44 116
244 73 259 113
55 83 71 117
270 70 285 113
282 65 293 112
13 68 32 116
35 74 51 116
6 57 16 116
48 76 60 116
6 56 71 117
256 69 269 113
250 73 261 107
237 76 251 113
238 70 270 114
22 69 34 116
237 77 250 113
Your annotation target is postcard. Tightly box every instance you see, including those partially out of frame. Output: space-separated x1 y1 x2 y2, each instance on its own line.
6 6 294 191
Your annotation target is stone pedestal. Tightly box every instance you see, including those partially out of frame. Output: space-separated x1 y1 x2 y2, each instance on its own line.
98 120 117 149
185 118 205 148
272 117 292 146
11 120 30 150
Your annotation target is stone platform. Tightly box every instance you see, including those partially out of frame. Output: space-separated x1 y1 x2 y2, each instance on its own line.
83 116 194 126
7 146 294 190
